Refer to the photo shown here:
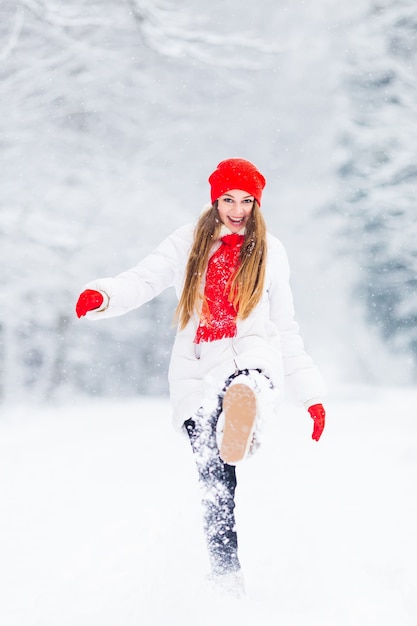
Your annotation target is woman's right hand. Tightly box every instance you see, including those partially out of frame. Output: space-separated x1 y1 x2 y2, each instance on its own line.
75 289 104 318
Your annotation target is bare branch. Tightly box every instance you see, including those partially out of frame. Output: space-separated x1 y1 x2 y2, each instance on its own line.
126 0 290 69
0 7 24 63
21 0 115 28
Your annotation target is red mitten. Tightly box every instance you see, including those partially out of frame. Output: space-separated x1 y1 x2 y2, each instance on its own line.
75 289 104 318
308 403 326 442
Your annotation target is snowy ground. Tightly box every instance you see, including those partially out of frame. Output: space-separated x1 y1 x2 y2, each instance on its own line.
1 386 416 626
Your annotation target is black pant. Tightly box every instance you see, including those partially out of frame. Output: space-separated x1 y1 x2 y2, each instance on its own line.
184 369 271 574
184 406 240 575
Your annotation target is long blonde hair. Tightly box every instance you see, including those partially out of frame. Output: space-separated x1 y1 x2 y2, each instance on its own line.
175 201 267 329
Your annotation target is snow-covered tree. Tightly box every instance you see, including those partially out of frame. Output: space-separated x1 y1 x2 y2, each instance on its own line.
334 0 417 373
3 0 403 403
0 0 181 401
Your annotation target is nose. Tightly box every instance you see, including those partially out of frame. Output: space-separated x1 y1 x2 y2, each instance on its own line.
234 203 245 215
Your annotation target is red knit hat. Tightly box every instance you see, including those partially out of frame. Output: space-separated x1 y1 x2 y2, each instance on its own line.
208 158 266 206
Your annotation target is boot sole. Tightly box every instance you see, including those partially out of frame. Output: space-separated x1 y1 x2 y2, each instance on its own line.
220 383 257 464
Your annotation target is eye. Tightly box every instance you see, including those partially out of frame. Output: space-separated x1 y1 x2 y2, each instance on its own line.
222 197 233 203
243 198 254 204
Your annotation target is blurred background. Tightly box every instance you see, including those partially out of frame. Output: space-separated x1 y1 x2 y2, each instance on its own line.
1 0 416 405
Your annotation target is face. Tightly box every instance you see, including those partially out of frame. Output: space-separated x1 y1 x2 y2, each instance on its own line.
216 189 254 232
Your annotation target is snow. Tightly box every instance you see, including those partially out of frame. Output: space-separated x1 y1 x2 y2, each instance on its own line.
1 386 416 625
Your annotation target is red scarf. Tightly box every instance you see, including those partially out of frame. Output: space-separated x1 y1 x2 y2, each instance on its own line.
194 233 244 344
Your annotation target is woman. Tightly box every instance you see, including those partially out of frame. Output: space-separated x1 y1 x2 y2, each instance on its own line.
76 158 327 596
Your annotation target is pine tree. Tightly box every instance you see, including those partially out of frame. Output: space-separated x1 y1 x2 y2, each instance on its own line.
336 0 417 368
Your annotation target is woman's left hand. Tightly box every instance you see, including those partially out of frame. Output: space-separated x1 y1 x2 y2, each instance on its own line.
308 404 326 442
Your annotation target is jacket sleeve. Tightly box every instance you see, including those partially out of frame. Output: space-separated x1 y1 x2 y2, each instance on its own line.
84 224 193 320
267 235 327 405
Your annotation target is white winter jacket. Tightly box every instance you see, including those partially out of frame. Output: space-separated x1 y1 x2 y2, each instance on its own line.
85 223 326 430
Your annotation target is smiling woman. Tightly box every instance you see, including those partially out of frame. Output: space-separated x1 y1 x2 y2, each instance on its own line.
216 191 254 232
75 157 327 596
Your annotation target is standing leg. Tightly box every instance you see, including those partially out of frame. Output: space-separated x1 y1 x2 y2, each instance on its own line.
184 408 241 575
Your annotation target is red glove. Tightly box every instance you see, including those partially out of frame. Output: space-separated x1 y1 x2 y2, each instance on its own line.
76 289 104 318
308 404 326 442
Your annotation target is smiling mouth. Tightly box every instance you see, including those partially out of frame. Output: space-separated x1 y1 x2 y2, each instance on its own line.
229 217 245 224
